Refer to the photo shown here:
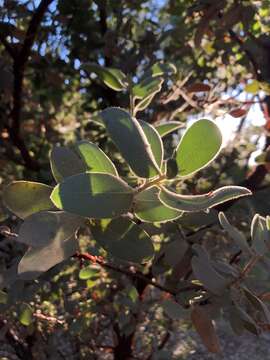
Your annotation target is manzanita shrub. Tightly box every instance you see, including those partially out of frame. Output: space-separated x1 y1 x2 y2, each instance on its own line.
2 62 270 353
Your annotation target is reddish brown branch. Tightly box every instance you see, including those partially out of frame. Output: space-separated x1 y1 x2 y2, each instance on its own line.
74 252 202 296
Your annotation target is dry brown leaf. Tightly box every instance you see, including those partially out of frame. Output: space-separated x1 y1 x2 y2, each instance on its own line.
229 108 247 118
191 305 221 353
186 83 211 93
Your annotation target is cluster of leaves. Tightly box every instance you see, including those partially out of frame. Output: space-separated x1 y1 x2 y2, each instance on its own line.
3 63 270 354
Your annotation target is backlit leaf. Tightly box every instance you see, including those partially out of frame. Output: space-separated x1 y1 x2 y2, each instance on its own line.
159 186 251 212
50 146 85 183
79 266 100 280
51 172 134 218
139 120 163 169
73 140 118 176
19 304 33 326
134 186 182 223
155 121 183 137
133 76 164 100
3 181 55 219
98 107 161 178
82 63 127 91
145 62 177 78
251 214 270 255
175 119 222 177
245 80 260 94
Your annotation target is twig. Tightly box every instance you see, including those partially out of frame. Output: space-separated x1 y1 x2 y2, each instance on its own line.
74 252 201 296
33 311 64 325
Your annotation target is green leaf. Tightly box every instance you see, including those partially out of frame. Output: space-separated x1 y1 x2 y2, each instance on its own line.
138 120 163 169
51 172 134 218
82 63 127 91
19 304 33 326
251 214 270 255
155 122 183 137
159 186 251 212
92 218 154 263
175 119 222 177
3 181 55 219
18 234 78 280
147 62 177 77
134 186 182 223
228 306 245 335
162 299 186 320
79 266 100 280
233 303 260 335
73 140 118 176
219 212 252 255
243 287 270 324
166 158 178 179
50 146 85 182
164 239 188 267
98 107 161 178
133 76 164 100
192 244 230 295
134 93 156 112
0 290 8 304
17 211 82 248
211 260 239 278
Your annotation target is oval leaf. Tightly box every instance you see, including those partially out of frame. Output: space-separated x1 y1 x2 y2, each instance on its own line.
50 146 85 182
175 119 222 177
192 244 229 295
134 186 182 223
98 107 161 178
17 211 82 248
18 234 78 280
144 62 177 78
243 287 270 324
82 63 127 91
159 186 251 212
219 212 252 255
92 218 154 263
162 299 187 320
155 121 183 137
3 181 55 219
19 304 33 326
79 266 100 280
50 172 134 218
139 120 163 169
191 305 221 353
251 214 270 255
73 140 118 176
133 76 164 100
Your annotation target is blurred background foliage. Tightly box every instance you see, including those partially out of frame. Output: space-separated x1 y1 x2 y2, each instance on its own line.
1 0 270 359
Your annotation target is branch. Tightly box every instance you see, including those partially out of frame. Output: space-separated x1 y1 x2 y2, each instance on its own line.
19 0 54 67
6 0 53 170
74 252 201 296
